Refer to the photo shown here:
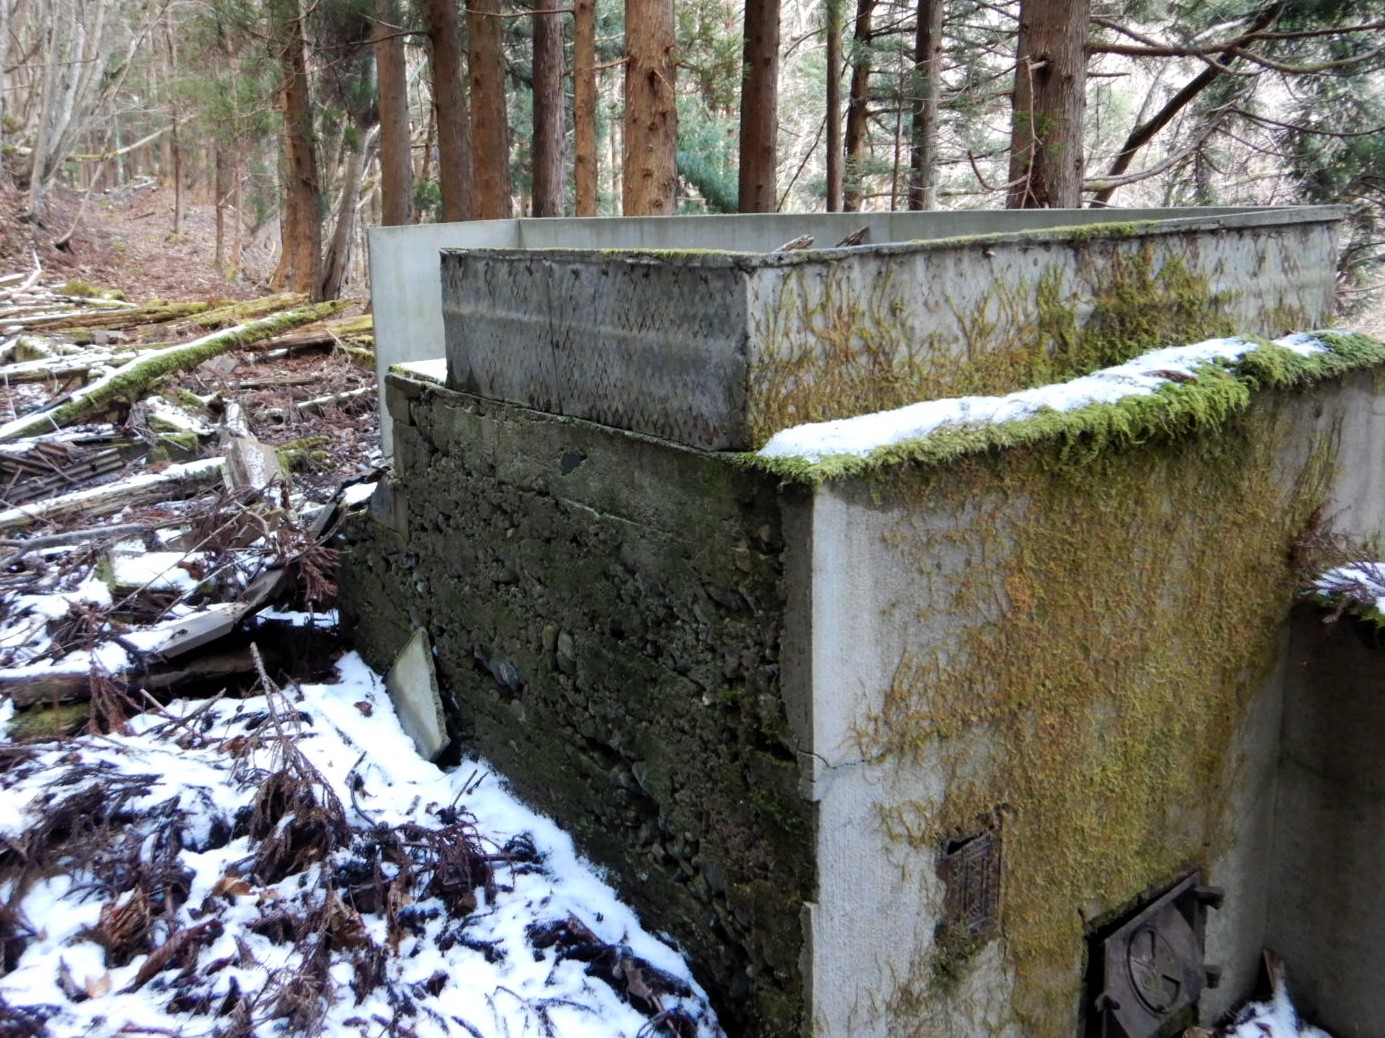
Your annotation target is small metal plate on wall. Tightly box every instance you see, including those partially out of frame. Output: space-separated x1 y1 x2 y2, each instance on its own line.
1090 872 1223 1038
939 827 1001 938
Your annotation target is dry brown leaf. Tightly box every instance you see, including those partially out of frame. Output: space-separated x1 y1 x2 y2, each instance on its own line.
212 874 253 898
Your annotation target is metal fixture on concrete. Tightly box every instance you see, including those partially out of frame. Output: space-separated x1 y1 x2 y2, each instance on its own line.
939 827 1001 938
1091 873 1223 1038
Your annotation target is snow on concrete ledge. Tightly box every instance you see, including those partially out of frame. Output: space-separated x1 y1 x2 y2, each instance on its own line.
754 331 1385 480
393 358 448 384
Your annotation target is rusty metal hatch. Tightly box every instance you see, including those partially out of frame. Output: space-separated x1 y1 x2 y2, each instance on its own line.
939 826 1001 938
1088 872 1223 1038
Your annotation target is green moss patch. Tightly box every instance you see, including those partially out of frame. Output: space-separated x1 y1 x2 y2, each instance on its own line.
745 240 1246 448
749 332 1385 485
850 383 1341 1034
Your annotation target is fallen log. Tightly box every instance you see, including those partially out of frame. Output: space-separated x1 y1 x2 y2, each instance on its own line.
19 299 213 332
0 521 156 554
0 350 131 383
296 386 374 416
246 312 373 353
185 293 310 331
0 246 41 301
0 456 225 533
1 647 261 707
0 301 347 442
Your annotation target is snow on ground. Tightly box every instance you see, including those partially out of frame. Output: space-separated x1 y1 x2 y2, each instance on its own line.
0 609 721 1038
1313 563 1385 617
759 333 1329 461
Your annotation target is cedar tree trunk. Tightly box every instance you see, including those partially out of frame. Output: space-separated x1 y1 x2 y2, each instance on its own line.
622 0 677 216
531 0 565 217
842 0 875 212
574 0 598 215
269 0 323 299
468 0 511 219
825 0 843 211
737 0 779 213
427 0 475 221
907 0 943 210
1006 0 1090 208
374 0 413 226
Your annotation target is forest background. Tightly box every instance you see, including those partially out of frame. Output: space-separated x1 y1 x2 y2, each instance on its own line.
1 0 1382 315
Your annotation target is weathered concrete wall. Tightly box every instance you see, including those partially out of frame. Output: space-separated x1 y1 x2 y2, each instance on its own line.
340 363 1385 1038
1270 608 1385 1036
370 206 1336 452
440 209 1341 449
352 208 1385 1038
340 372 814 1037
794 376 1373 1038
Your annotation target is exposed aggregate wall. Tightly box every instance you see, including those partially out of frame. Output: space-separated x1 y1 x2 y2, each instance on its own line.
339 376 812 1038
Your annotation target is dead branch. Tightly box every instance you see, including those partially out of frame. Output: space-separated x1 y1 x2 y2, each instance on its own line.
0 457 225 534
0 301 346 442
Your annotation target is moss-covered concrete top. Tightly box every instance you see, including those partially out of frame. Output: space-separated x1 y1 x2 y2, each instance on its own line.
748 332 1385 484
439 205 1346 268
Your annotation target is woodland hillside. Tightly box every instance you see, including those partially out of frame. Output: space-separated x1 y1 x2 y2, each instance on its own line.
0 0 1380 313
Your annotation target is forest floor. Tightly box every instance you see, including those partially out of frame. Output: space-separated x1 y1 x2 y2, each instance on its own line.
0 180 723 1037
0 180 273 303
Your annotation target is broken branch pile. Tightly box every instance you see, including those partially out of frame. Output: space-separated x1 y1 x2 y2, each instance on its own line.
0 279 383 724
0 669 719 1037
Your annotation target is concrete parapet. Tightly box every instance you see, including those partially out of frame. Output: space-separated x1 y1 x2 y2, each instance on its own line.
371 206 1341 453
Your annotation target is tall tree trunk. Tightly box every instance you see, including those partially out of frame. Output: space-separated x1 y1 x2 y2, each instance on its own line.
374 0 413 225
319 124 374 299
164 17 182 235
231 158 243 272
737 0 779 213
427 0 476 221
622 0 677 216
25 0 62 218
1006 0 1090 209
0 0 10 169
214 144 228 272
269 0 323 298
842 0 875 212
468 0 511 219
531 0 565 217
573 0 597 215
825 0 843 212
906 0 943 210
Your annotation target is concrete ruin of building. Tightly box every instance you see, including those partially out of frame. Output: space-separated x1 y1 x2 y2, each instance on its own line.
339 208 1385 1038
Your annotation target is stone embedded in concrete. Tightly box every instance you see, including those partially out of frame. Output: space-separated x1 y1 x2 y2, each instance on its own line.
353 208 1385 1038
385 627 448 761
337 357 1385 1036
340 383 810 1038
339 364 1385 1038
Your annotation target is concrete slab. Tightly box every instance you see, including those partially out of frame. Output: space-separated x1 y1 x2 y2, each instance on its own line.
385 627 448 761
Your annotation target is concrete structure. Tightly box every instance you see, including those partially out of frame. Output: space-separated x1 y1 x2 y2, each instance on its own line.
344 209 1385 1038
369 206 1341 452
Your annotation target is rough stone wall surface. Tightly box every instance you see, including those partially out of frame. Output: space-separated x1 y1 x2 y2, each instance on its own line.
338 377 812 1038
